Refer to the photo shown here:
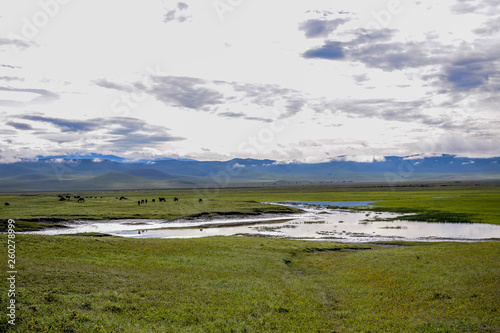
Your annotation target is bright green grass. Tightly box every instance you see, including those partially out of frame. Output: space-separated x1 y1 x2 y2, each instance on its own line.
1 181 500 231
178 182 500 224
204 182 500 225
1 235 499 332
0 195 299 232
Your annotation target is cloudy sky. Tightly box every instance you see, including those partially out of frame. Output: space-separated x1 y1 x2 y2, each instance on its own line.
1 0 499 163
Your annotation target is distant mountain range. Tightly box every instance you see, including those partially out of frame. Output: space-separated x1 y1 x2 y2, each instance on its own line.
1 154 499 192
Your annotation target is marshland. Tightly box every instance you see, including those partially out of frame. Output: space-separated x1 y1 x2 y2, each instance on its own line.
1 181 499 331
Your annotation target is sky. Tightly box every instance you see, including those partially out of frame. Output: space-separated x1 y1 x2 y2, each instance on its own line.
0 0 499 163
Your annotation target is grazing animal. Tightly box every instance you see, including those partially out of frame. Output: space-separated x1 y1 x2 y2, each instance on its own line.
174 197 179 202
78 198 85 203
65 195 71 199
5 202 9 206
74 195 80 199
141 199 144 204
59 197 66 201
145 199 148 204
199 198 203 203
138 201 141 206
119 196 127 200
152 199 155 203
159 197 166 202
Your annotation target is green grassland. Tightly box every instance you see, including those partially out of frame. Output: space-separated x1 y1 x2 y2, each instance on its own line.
1 181 500 232
1 182 500 332
1 235 499 332
219 181 500 225
0 196 300 232
207 181 500 225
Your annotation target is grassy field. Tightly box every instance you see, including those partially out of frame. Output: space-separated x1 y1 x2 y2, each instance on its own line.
1 181 499 231
0 195 300 232
1 235 499 332
1 182 499 331
205 181 500 225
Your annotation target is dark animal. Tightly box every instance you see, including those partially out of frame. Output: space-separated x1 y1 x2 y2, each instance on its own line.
5 203 9 206
74 195 80 199
59 197 66 201
159 197 166 202
141 199 145 204
174 197 179 202
152 199 155 203
199 198 203 203
145 199 148 204
119 196 127 200
138 201 141 206
65 195 71 199
78 198 85 203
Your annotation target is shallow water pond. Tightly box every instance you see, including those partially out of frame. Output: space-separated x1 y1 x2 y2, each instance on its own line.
24 201 500 242
275 200 377 207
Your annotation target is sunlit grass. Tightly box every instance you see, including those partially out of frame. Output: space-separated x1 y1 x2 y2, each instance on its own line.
1 235 498 332
1 182 500 229
212 182 500 225
0 195 299 232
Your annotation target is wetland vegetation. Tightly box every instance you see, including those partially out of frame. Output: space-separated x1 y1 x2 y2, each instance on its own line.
1 235 499 332
1 181 499 331
2 180 500 232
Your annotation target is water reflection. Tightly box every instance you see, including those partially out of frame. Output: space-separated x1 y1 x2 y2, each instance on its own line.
24 201 500 242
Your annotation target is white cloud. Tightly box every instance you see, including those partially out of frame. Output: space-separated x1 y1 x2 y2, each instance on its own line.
330 155 387 163
0 0 499 162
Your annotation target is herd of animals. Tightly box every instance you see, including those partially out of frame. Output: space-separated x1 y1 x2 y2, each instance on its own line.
3 196 204 207
134 197 203 205
55 195 201 205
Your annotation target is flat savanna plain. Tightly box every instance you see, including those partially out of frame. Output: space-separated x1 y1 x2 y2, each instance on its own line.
2 181 500 230
1 181 500 332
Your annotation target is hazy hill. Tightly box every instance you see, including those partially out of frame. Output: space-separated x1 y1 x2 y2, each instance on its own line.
0 154 499 192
